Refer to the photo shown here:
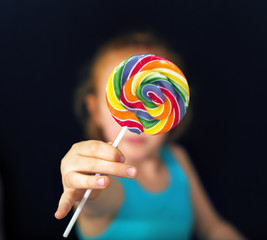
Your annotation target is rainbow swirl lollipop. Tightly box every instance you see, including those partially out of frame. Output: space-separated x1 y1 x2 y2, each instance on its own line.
105 54 189 135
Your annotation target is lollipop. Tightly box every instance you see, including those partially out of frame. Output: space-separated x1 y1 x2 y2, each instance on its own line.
106 54 190 135
63 54 189 238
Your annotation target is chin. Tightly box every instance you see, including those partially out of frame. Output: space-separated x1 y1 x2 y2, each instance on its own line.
118 133 166 163
126 153 147 163
119 143 153 163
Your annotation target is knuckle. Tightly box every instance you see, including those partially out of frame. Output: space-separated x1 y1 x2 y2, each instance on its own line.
64 172 73 188
104 177 111 188
71 141 86 152
87 158 97 172
60 160 64 173
71 142 78 150
86 177 93 188
110 149 118 161
106 162 118 175
70 142 82 154
62 193 74 210
87 140 100 154
88 177 98 189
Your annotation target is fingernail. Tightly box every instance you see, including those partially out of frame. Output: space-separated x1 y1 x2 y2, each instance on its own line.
119 155 125 163
96 178 105 186
54 209 61 219
127 167 136 177
54 211 59 219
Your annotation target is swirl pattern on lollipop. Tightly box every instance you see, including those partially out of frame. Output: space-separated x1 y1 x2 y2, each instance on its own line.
105 54 190 135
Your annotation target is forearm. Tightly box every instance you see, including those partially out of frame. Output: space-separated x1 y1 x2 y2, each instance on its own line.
201 219 246 240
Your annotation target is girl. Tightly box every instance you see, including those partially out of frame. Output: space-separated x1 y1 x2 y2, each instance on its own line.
55 32 245 240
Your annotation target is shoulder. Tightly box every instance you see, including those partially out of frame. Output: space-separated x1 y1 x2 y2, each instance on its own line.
168 143 195 177
167 145 245 239
167 144 201 187
169 144 190 160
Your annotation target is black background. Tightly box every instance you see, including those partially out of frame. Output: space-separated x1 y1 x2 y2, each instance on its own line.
0 0 267 239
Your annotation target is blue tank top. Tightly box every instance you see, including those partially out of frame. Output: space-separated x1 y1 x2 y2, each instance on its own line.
76 145 194 240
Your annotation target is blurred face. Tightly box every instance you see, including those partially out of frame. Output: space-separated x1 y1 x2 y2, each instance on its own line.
86 48 168 163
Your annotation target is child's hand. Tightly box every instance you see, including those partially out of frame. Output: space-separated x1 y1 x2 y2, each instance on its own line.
54 140 137 219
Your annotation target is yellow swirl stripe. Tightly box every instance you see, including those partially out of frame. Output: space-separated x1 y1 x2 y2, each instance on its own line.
106 72 125 111
131 70 155 93
155 68 189 95
146 95 171 120
144 117 168 135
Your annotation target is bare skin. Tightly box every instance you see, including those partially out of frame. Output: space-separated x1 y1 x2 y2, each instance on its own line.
55 48 246 240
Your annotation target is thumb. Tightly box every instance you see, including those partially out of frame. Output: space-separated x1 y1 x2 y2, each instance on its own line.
54 190 75 219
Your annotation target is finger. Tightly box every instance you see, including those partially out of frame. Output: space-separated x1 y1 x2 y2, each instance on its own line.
72 140 125 163
64 171 110 189
54 190 76 219
75 156 138 178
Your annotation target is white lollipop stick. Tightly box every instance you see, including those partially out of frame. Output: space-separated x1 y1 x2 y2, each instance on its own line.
63 126 128 238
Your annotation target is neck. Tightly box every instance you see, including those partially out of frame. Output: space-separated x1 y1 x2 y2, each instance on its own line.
126 150 163 176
